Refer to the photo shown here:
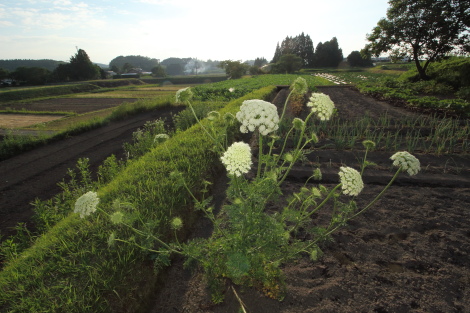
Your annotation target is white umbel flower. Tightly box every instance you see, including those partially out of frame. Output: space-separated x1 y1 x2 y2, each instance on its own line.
74 191 99 218
338 167 364 196
307 93 335 121
390 151 420 176
236 99 279 136
220 142 252 177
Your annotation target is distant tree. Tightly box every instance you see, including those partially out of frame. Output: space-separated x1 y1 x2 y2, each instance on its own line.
347 51 373 67
253 57 268 68
110 65 120 73
121 62 134 73
165 63 185 76
11 67 51 85
272 54 303 74
313 37 344 67
151 65 166 77
366 0 470 80
271 33 315 67
51 49 100 81
68 49 100 80
271 42 282 63
109 55 160 72
301 34 315 67
0 68 9 80
218 60 249 79
0 59 65 72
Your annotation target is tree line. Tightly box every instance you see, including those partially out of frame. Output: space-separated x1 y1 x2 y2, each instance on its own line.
270 33 344 71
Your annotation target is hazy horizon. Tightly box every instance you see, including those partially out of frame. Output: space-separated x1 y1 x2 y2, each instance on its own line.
0 0 390 65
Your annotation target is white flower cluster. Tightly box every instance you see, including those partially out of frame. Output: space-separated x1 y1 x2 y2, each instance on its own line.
236 99 280 136
390 151 420 176
74 191 99 218
338 167 364 196
220 141 252 177
175 87 193 104
307 93 335 121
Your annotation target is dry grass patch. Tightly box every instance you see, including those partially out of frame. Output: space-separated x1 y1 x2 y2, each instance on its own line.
0 114 65 128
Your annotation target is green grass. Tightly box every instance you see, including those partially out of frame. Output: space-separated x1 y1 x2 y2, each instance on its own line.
0 86 276 312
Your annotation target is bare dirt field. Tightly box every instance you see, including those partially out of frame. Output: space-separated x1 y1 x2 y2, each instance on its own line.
0 97 138 114
0 105 182 239
149 86 470 313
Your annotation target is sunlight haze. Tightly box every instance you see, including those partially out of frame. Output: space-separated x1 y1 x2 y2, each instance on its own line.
0 0 390 65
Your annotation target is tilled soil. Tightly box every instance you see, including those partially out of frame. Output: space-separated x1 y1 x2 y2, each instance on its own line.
0 106 183 238
149 86 470 313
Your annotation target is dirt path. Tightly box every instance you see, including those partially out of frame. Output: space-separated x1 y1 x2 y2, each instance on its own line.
0 106 182 238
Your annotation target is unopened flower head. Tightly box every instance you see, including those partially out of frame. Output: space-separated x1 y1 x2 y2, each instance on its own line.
362 140 376 150
171 217 183 230
291 77 308 94
207 111 220 121
74 191 99 218
293 117 305 130
220 141 252 177
307 93 335 121
110 211 124 224
390 151 420 176
175 87 193 104
154 133 169 144
236 99 279 136
338 167 364 196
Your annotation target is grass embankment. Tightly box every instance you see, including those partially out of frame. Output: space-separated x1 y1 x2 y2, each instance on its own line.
0 86 276 312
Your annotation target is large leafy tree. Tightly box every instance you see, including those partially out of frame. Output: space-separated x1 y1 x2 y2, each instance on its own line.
218 60 248 79
271 54 303 74
367 0 470 80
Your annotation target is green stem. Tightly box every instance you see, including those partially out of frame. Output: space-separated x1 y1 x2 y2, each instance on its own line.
279 88 294 122
114 238 182 255
349 167 402 220
257 132 263 178
187 102 225 153
360 148 369 176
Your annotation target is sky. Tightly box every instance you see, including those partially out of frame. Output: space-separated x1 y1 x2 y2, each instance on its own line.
0 0 390 66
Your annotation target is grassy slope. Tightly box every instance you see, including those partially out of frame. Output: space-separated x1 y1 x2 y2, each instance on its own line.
0 86 276 313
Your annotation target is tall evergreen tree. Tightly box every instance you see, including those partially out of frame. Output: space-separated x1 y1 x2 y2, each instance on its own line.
271 42 282 63
68 49 100 80
271 33 315 68
313 37 344 67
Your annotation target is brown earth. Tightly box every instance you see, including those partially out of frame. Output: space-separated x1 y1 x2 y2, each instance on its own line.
0 87 469 312
0 105 183 239
149 86 470 313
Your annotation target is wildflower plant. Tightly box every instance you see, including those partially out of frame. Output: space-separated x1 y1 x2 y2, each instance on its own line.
307 92 335 121
80 80 421 304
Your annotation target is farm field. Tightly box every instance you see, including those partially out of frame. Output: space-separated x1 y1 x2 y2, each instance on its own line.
150 86 470 313
0 75 469 312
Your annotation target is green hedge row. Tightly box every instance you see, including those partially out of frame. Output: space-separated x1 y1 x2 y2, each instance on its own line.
141 75 227 85
0 86 276 312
